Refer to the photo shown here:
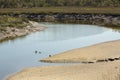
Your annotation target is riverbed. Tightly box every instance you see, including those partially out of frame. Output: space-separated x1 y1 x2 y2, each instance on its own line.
1 23 120 80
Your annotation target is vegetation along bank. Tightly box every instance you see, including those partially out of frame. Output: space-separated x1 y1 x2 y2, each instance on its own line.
0 16 46 42
0 7 119 27
0 7 120 41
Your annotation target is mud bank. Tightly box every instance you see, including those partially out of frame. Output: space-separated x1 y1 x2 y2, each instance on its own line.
0 21 46 42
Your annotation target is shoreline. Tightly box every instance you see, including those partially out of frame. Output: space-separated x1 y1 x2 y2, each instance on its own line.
7 60 120 80
0 21 46 42
25 13 120 27
7 39 120 80
41 40 120 63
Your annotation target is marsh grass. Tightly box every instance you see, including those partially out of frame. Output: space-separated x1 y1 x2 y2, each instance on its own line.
0 7 120 14
0 16 29 31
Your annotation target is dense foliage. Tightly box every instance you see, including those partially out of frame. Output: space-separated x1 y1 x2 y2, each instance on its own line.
0 0 120 8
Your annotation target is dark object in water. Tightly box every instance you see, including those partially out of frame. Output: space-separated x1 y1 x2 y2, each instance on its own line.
88 61 94 64
96 59 105 62
39 51 42 54
35 50 37 53
49 55 52 57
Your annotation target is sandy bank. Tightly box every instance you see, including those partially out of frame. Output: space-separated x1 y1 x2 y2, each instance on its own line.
41 40 120 63
0 21 46 42
7 60 120 80
7 40 120 80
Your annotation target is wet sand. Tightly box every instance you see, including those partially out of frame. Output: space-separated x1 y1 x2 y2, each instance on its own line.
7 61 120 80
41 40 120 63
7 40 120 80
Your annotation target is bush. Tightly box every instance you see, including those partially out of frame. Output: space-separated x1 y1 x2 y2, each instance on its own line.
0 16 29 28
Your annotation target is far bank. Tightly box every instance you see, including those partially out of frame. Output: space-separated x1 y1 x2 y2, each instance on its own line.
0 7 120 27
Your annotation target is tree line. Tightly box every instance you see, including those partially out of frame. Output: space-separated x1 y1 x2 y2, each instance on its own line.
0 0 120 8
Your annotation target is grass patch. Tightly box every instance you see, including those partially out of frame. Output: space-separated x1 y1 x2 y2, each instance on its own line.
0 7 120 15
0 16 29 31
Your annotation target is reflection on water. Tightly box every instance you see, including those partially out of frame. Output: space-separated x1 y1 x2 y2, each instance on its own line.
0 23 120 80
38 23 107 41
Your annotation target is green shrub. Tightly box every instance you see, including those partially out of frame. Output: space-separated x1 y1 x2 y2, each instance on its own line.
0 16 29 28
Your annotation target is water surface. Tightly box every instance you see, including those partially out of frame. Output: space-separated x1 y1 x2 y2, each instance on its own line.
0 23 120 80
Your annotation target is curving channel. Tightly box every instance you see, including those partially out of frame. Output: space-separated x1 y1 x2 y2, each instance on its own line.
0 23 120 80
